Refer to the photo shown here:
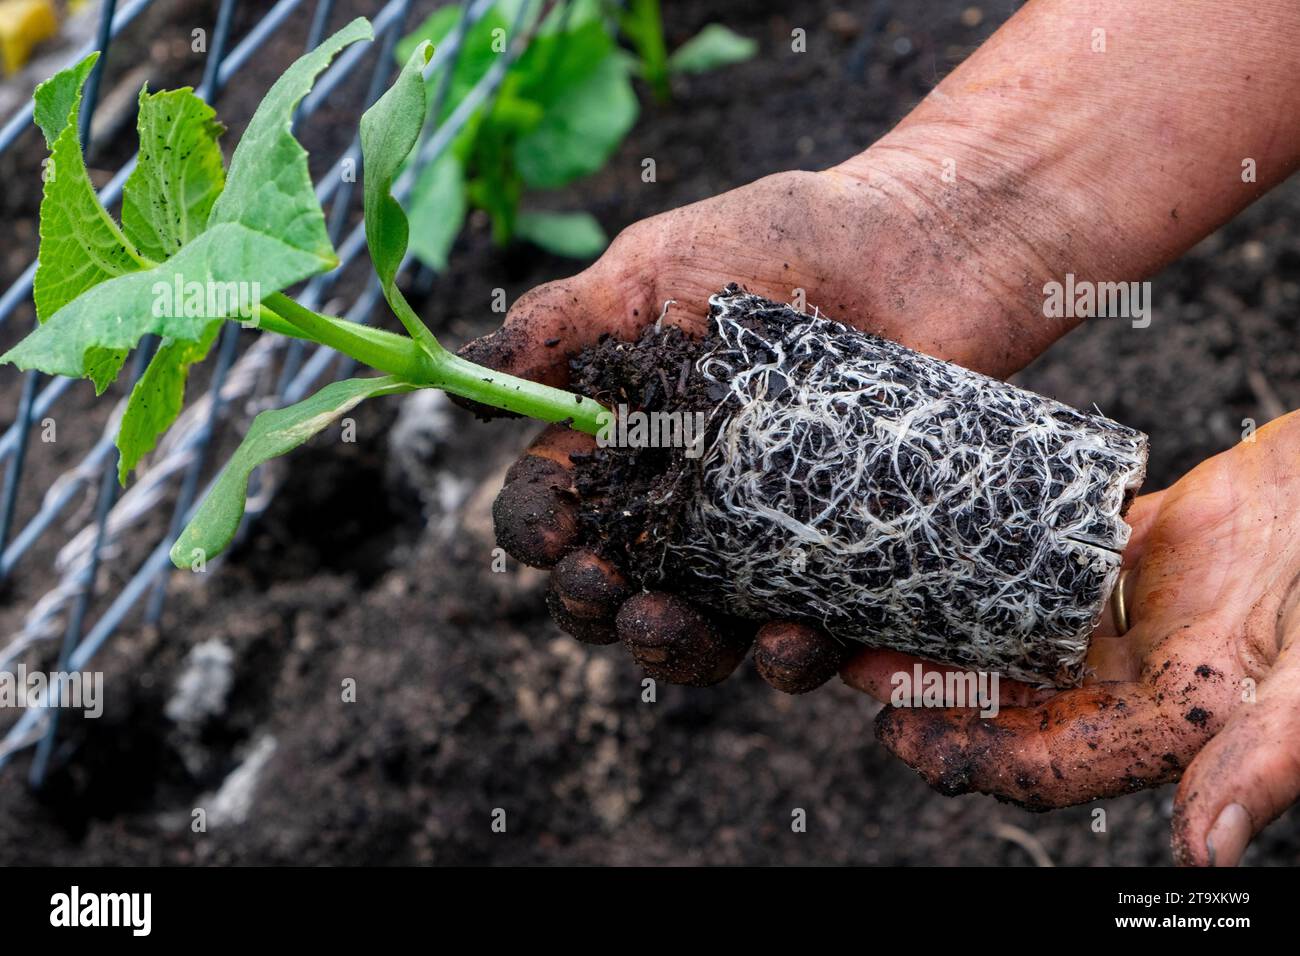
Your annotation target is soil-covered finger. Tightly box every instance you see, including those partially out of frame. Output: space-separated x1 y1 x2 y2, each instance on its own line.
754 621 845 694
492 428 595 568
546 550 634 645
616 591 752 687
874 681 1219 811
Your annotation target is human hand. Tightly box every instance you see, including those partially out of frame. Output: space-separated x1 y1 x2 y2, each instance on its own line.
842 411 1300 866
465 153 1064 691
464 0 1300 696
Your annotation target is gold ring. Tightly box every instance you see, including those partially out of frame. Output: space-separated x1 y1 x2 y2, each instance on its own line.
1111 568 1131 635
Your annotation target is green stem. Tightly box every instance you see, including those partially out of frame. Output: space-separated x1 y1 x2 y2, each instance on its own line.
264 293 430 380
263 292 608 435
424 348 608 435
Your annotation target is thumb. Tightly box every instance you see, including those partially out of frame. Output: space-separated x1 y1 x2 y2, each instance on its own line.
456 260 635 404
1171 649 1300 866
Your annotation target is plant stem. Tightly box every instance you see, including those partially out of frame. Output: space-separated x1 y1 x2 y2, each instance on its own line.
254 303 419 364
626 0 670 102
423 347 608 434
264 293 430 380
263 292 608 435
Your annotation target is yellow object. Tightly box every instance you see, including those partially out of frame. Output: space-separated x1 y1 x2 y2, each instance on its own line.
0 0 59 76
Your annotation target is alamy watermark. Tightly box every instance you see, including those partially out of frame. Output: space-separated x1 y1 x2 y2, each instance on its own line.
151 275 262 324
1043 273 1151 328
1 665 103 718
50 886 150 936
890 663 1001 718
596 404 706 459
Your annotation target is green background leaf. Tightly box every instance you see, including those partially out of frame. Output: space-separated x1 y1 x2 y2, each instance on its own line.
516 210 607 259
407 153 466 270
667 24 757 74
513 52 637 189
397 6 509 122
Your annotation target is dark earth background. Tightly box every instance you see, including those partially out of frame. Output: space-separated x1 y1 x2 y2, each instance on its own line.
1 0 1297 864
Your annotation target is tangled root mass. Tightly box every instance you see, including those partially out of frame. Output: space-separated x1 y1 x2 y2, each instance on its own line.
575 287 1148 686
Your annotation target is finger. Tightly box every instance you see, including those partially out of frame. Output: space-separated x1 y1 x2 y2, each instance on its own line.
840 648 1050 708
1089 490 1166 643
874 680 1218 810
1171 651 1300 867
616 591 751 688
1120 489 1168 568
546 550 633 645
753 621 846 694
493 426 595 568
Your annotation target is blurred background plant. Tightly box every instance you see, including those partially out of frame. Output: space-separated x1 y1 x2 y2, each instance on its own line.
398 0 755 266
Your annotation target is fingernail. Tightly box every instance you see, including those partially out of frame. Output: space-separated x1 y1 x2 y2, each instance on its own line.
1206 803 1251 867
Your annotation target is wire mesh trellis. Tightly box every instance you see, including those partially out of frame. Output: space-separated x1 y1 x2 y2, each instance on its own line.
0 0 535 779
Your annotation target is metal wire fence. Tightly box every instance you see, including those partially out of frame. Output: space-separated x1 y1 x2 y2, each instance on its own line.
0 0 532 780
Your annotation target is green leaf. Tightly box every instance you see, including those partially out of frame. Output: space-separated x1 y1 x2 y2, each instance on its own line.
32 53 149 392
512 19 614 107
3 20 376 386
208 17 374 270
667 24 757 74
2 221 339 379
467 170 520 244
32 53 98 150
407 153 466 271
539 0 601 34
516 210 607 259
169 375 412 568
359 40 441 354
514 51 637 189
121 87 226 262
467 102 522 243
116 321 221 484
394 5 458 66
115 86 228 481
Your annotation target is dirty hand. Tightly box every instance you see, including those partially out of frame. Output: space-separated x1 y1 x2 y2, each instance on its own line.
842 411 1300 866
465 0 1300 693
462 151 1066 691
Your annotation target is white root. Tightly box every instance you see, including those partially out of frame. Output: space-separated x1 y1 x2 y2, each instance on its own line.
651 288 1147 686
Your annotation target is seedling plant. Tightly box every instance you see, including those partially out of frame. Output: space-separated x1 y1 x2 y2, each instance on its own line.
1 18 608 570
397 0 756 266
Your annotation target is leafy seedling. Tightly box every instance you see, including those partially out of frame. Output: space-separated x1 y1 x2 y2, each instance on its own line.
397 1 636 264
614 0 757 102
1 17 607 570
